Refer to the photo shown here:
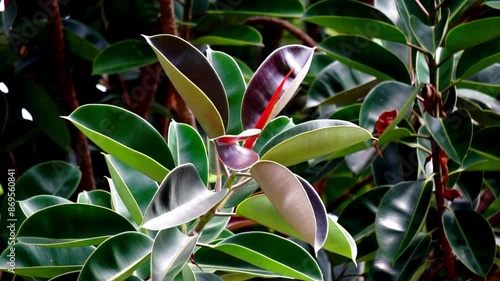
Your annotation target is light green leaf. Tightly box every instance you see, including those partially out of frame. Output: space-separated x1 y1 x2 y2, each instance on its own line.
236 194 357 262
93 39 157 74
78 232 153 281
168 121 209 185
151 227 199 281
443 209 496 276
143 164 227 230
375 181 433 260
143 34 228 138
65 104 174 182
260 120 372 167
17 204 135 247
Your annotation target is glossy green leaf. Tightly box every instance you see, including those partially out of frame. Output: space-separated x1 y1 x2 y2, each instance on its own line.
93 39 156 74
470 126 500 162
19 195 72 217
208 0 304 17
193 25 263 46
424 109 472 163
371 233 431 280
307 61 377 107
445 18 500 54
223 179 259 208
77 190 112 209
65 104 174 182
409 16 434 54
198 208 232 244
329 103 362 122
16 161 81 200
0 244 94 278
208 232 323 281
456 37 500 79
21 79 71 151
319 36 410 83
456 171 483 204
241 44 315 130
375 180 433 260
250 161 328 253
168 121 209 185
143 164 228 230
143 34 228 138
196 273 223 281
304 0 406 43
78 232 153 281
338 186 391 240
49 271 81 281
253 116 294 154
17 204 135 247
360 82 417 138
443 209 495 276
106 178 135 226
151 227 199 281
173 265 196 281
236 194 357 261
207 49 246 135
194 247 282 278
260 120 372 166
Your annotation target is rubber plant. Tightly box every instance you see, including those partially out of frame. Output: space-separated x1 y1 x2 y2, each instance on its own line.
0 35 371 280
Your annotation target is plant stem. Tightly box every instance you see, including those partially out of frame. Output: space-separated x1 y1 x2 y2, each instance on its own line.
181 0 193 40
243 17 317 47
189 172 238 236
44 0 95 192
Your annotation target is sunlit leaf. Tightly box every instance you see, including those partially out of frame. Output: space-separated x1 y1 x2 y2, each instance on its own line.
19 195 71 217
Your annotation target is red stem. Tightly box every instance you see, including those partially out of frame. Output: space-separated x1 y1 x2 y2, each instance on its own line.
45 0 95 191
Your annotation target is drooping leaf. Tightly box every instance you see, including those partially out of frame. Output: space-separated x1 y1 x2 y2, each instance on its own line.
319 36 411 83
143 34 228 138
304 0 407 43
151 227 199 281
0 244 94 278
241 45 315 130
15 161 81 200
207 49 246 135
259 120 372 167
375 180 433 260
78 232 153 281
168 121 209 184
193 25 263 46
307 61 378 107
208 0 305 17
443 209 495 277
424 109 472 164
250 161 328 253
207 232 323 281
445 17 500 54
456 37 500 79
21 79 71 151
17 204 135 247
65 104 174 182
371 233 431 281
93 39 157 74
142 164 228 230
236 194 357 261
19 195 72 217
77 190 112 209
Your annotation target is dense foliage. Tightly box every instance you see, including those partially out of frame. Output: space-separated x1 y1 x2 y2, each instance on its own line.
1 0 500 280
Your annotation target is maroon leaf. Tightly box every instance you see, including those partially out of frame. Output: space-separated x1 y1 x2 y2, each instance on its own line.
241 45 315 131
215 129 261 144
215 141 259 170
